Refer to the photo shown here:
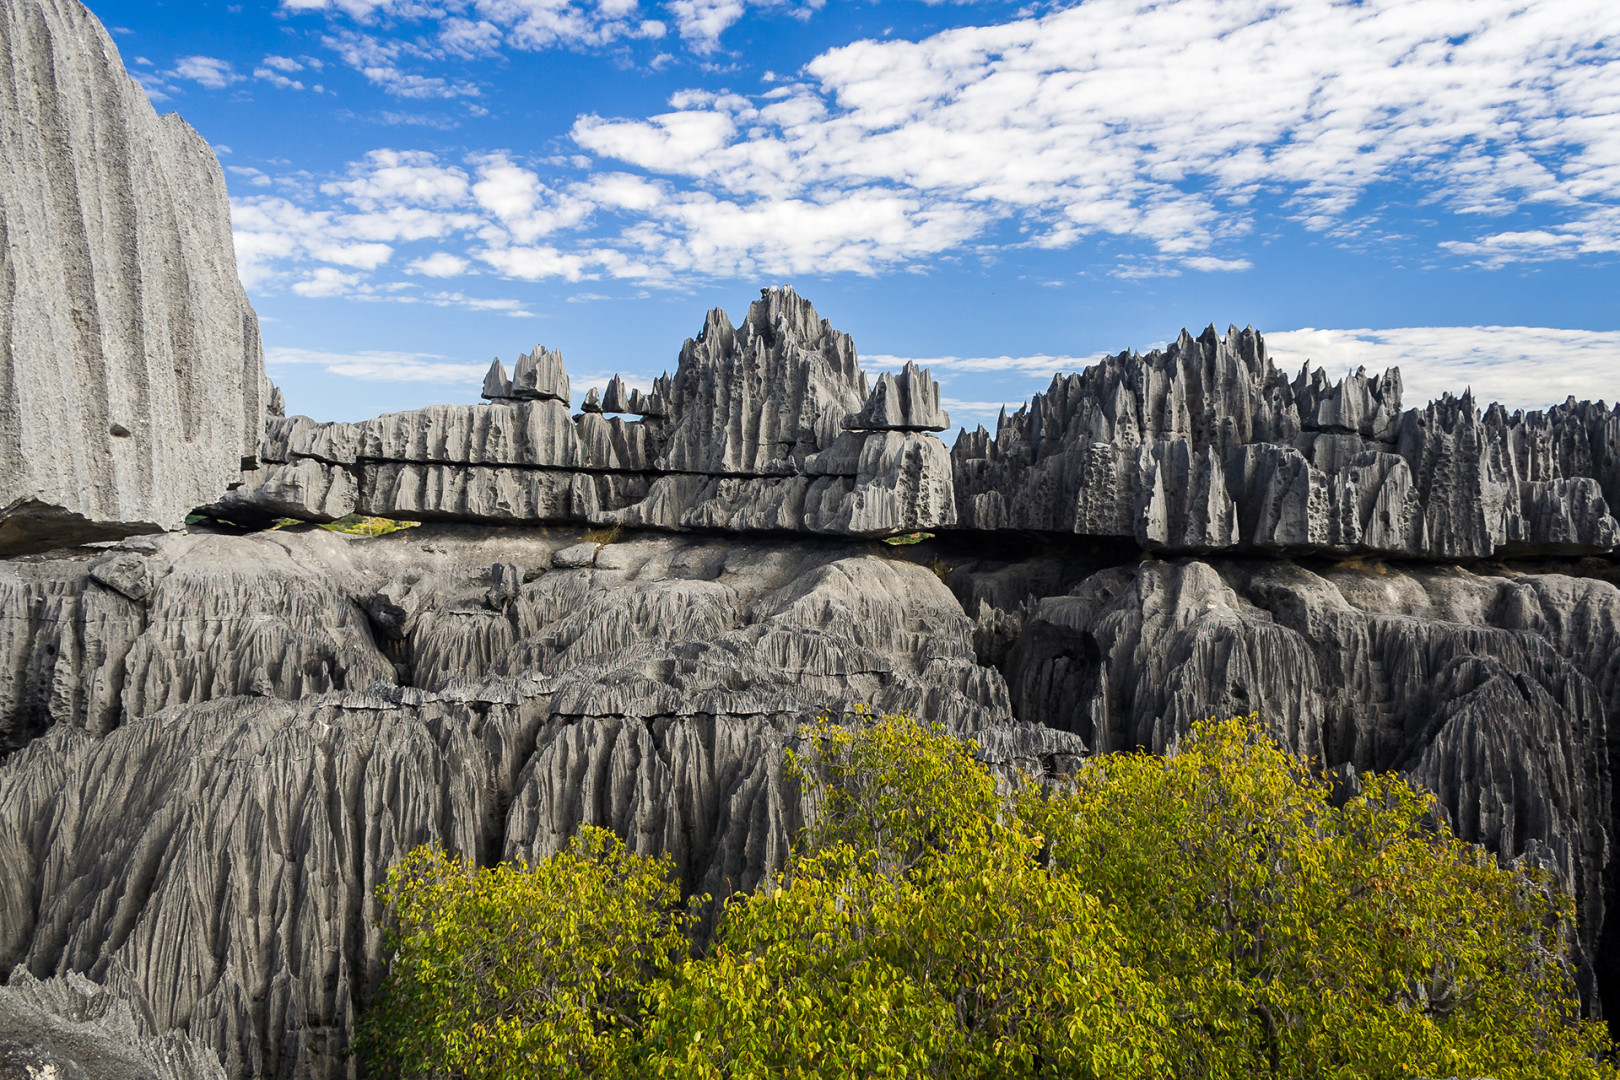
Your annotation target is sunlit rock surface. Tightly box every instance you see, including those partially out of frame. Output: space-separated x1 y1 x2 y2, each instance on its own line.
0 0 266 555
952 326 1620 559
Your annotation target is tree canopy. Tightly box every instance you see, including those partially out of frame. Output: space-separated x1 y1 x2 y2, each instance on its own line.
357 711 1616 1079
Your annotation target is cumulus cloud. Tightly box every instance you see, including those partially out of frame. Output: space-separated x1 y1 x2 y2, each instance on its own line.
407 251 472 276
173 55 243 89
573 0 1620 269
133 54 246 98
234 0 1620 295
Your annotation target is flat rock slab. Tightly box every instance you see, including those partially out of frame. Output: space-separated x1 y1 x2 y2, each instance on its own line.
551 541 599 568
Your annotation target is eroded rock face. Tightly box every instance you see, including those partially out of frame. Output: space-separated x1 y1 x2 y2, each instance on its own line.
211 288 958 539
0 0 266 554
949 547 1619 1006
844 362 949 433
0 969 225 1080
2 524 1619 1076
0 525 1075 1078
951 326 1620 559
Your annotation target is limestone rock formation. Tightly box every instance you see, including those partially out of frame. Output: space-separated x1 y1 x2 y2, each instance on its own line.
480 346 569 403
602 374 630 414
5 525 1620 1078
947 547 1619 1004
0 525 1074 1078
951 326 1620 559
0 970 226 1080
0 0 266 555
213 288 958 538
844 362 949 432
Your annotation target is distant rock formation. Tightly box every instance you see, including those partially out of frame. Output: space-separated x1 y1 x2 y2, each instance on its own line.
215 301 1620 561
952 326 1620 559
0 0 266 556
211 288 959 539
480 346 570 403
844 362 950 432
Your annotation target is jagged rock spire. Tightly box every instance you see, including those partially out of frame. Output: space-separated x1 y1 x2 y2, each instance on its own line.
603 375 630 413
844 362 950 432
509 345 570 402
481 358 511 400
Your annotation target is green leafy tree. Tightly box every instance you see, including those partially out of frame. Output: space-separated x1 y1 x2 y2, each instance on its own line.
636 709 1170 1077
354 827 688 1079
359 711 1616 1080
1021 716 1615 1080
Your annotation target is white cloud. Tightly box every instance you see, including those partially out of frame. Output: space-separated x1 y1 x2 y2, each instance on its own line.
227 166 274 187
231 0 1620 297
255 54 311 89
267 346 491 381
1183 256 1253 273
292 267 364 297
255 68 305 90
172 55 243 89
284 0 806 62
571 0 1620 268
321 30 482 98
324 149 472 209
407 252 472 276
1266 327 1620 411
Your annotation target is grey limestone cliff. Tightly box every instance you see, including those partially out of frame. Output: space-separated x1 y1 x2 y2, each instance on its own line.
212 288 958 539
4 524 1620 1078
0 0 266 555
947 544 1620 1007
0 524 1074 1078
951 325 1620 559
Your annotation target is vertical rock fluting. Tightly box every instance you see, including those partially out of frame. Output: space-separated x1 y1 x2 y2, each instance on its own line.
957 552 1616 1007
0 0 266 554
0 527 1078 1078
951 326 1620 559
213 287 959 539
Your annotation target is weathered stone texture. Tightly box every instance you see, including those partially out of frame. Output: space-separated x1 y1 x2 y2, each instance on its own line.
949 549 1618 1004
952 325 1620 559
214 288 957 539
0 969 226 1080
0 0 266 554
0 525 1073 1078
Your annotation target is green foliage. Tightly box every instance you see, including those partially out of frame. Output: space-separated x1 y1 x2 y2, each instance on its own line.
355 828 688 1079
317 514 417 536
1021 716 1614 1080
361 713 1617 1080
636 709 1169 1077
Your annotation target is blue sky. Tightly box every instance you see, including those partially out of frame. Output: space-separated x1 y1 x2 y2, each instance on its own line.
89 0 1620 429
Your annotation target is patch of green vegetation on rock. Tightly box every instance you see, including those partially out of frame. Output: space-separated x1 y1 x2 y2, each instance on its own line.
317 515 418 537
